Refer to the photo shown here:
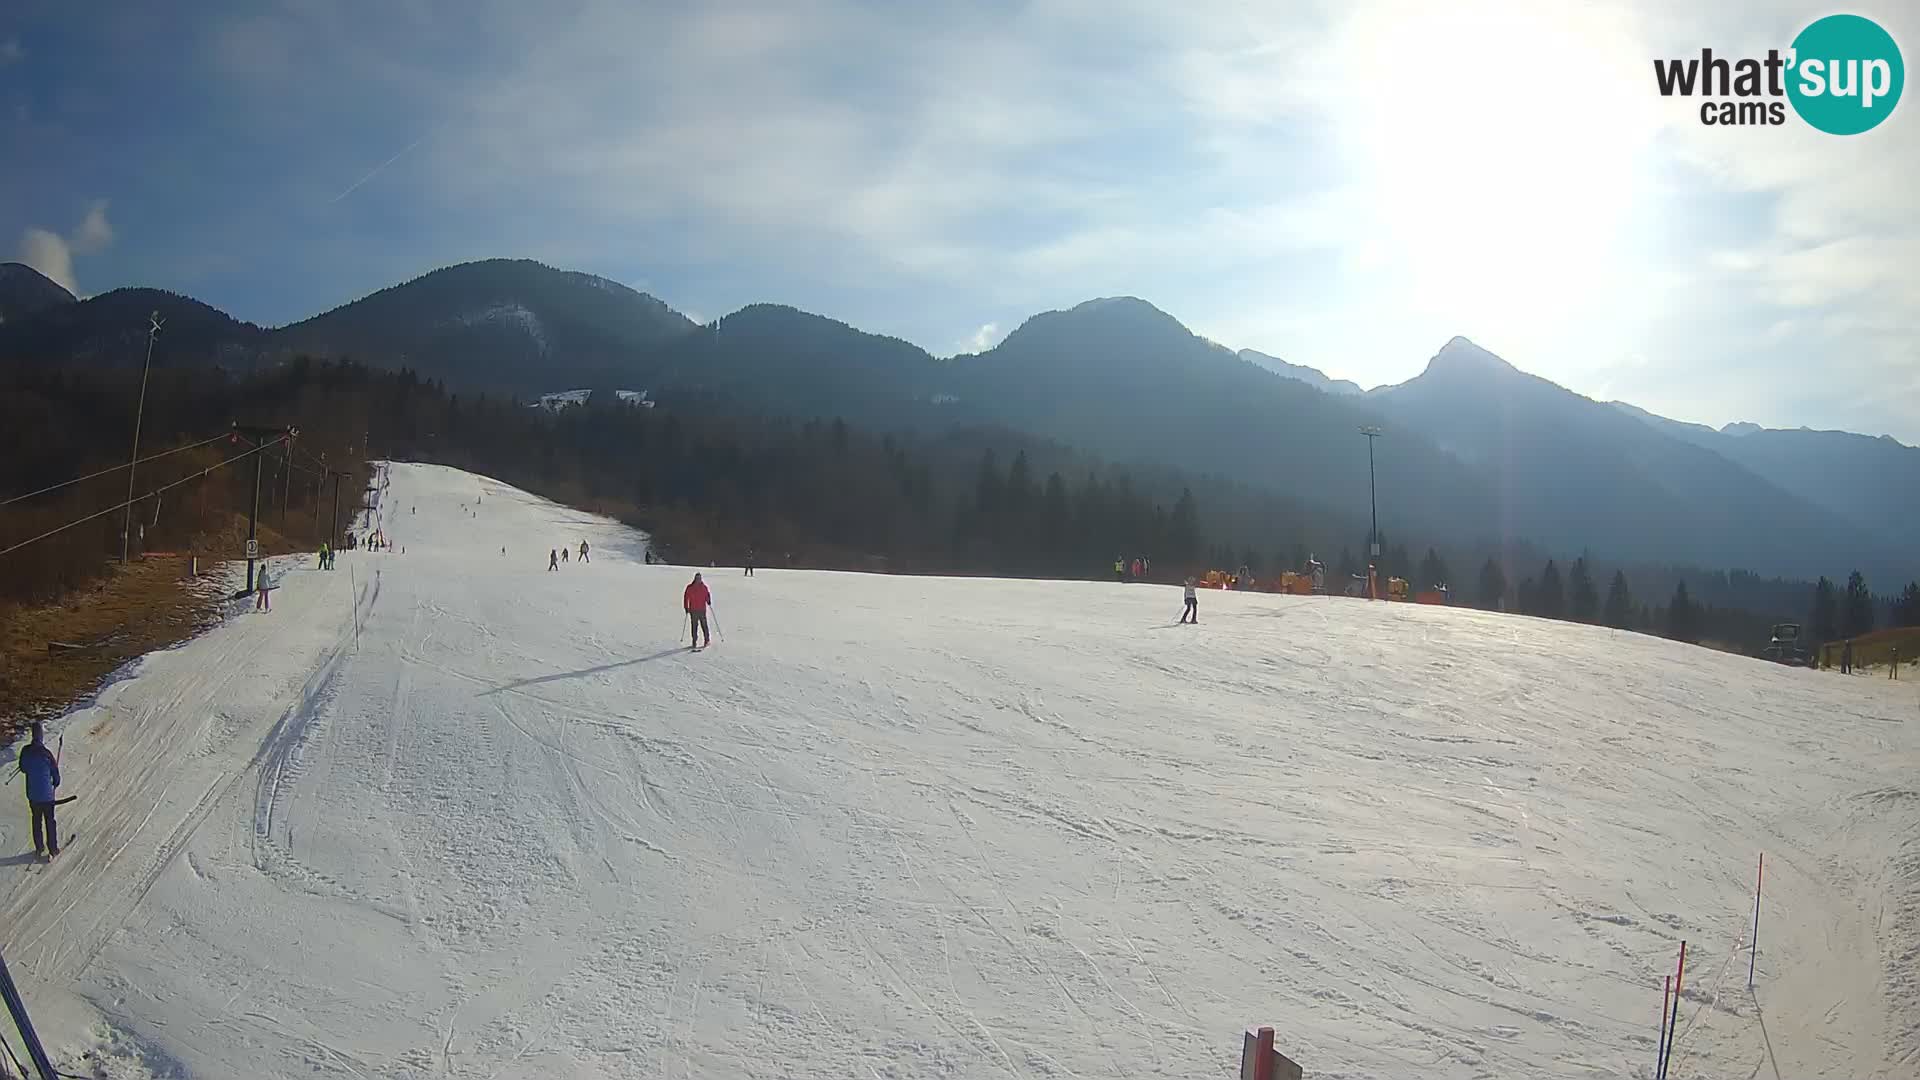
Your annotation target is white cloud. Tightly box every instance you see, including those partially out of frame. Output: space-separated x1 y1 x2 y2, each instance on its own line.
19 228 76 294
960 322 1003 354
167 0 1920 437
73 201 114 254
17 201 117 295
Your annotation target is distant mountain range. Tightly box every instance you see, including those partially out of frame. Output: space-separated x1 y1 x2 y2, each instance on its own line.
0 259 692 388
1609 400 1920 554
1 258 1911 585
1238 349 1363 396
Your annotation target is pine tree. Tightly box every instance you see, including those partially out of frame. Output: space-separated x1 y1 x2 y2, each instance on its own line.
1005 450 1033 512
1477 557 1507 611
1169 487 1200 566
1002 450 1034 569
1843 571 1875 637
1537 560 1566 620
1668 581 1698 643
1568 557 1599 623
1419 548 1450 590
1517 577 1537 615
973 449 1002 518
1388 542 1411 581
1896 582 1920 628
1603 569 1633 629
1809 576 1839 645
1042 472 1070 573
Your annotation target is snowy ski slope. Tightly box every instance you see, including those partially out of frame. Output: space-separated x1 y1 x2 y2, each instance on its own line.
4 461 1917 1079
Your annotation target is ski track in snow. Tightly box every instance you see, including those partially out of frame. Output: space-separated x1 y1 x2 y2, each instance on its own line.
3 461 1917 1079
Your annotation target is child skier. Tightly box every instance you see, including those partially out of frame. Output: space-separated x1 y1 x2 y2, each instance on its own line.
1180 577 1199 624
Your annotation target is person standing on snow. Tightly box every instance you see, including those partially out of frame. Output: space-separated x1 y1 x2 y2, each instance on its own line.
548 549 560 572
254 565 275 611
579 540 590 564
18 722 60 857
684 572 714 648
1180 577 1199 624
1114 557 1126 584
744 547 755 577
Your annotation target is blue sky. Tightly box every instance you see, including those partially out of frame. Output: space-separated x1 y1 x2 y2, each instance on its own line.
4 0 1916 441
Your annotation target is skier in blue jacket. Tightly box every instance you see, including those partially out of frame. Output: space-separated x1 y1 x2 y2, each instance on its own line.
18 722 60 857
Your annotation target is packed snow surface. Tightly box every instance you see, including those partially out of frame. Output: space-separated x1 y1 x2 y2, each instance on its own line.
4 462 1917 1079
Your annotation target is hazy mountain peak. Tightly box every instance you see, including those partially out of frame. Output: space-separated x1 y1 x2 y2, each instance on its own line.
1071 295 1169 317
1721 421 1762 436
997 295 1195 354
1238 348 1364 396
1426 335 1519 377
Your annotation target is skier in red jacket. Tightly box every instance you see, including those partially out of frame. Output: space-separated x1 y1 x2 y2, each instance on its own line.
684 573 713 648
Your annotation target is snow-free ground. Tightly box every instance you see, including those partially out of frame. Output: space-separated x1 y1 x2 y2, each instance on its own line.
4 462 1917 1079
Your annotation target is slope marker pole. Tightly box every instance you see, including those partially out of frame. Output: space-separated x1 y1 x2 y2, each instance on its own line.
1748 853 1764 991
1656 974 1672 1078
1659 940 1687 1080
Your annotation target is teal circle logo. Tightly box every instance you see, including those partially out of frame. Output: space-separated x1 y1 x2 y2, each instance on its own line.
1788 14 1904 134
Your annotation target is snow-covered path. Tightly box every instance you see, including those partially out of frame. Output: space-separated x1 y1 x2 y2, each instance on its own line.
4 462 1917 1079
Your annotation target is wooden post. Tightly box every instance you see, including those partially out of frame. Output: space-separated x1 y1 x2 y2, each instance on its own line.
1241 1027 1302 1080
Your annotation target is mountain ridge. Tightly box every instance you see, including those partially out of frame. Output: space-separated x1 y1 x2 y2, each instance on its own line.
1237 348 1363 396
1 257 1909 583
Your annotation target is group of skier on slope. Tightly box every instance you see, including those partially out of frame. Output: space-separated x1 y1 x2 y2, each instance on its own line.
547 540 591 571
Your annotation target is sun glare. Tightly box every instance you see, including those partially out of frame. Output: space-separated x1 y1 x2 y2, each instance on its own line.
1335 1 1659 348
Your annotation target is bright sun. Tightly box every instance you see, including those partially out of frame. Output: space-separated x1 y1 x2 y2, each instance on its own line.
1332 0 1661 348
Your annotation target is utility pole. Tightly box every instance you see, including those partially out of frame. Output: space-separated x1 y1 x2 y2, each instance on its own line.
1360 426 1382 599
314 453 326 543
281 443 293 528
121 311 161 562
329 467 342 546
234 424 296 592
